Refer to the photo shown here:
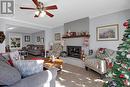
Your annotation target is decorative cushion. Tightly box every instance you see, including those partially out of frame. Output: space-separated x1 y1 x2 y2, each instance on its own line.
0 61 21 85
13 60 44 77
9 51 21 63
0 53 13 66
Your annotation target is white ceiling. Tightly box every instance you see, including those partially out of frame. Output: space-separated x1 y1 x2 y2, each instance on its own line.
5 0 130 28
6 25 43 33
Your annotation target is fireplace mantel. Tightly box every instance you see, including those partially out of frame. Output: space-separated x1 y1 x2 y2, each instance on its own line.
62 34 90 39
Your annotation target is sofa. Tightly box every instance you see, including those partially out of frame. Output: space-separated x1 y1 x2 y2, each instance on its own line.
84 48 116 78
26 44 44 56
0 52 57 87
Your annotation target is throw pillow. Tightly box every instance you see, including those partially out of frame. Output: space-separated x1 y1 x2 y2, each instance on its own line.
0 61 21 85
13 60 44 77
10 51 21 62
0 53 13 66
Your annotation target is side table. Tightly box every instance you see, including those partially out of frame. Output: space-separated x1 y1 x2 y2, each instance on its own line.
19 50 28 57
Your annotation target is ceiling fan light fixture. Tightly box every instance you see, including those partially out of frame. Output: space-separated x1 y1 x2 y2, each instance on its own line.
34 10 39 16
34 10 45 17
20 0 57 18
40 11 46 17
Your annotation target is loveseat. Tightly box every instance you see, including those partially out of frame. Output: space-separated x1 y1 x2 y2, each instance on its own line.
0 52 57 87
84 48 116 78
26 44 44 56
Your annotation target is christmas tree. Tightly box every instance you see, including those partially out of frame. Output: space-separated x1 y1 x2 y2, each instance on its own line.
104 19 130 87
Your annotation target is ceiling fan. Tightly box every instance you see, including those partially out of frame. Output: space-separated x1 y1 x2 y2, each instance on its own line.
20 0 58 18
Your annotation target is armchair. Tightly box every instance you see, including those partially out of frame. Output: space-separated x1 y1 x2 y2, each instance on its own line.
84 48 116 78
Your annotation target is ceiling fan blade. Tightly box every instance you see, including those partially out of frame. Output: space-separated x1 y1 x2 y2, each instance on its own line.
32 0 40 8
20 7 36 10
45 11 54 17
45 5 58 10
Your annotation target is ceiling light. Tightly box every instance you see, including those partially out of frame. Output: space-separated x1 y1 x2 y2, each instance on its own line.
8 27 15 30
34 10 46 17
40 11 46 17
35 10 39 16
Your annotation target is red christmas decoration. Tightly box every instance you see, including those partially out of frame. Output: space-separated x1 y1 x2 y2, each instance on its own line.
123 20 128 26
99 48 106 53
108 62 113 68
123 20 129 29
119 74 125 78
83 37 89 46
128 67 130 71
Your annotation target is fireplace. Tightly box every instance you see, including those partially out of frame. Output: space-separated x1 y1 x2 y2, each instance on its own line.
67 46 81 58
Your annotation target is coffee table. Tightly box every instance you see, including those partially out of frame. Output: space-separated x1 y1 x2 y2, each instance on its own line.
43 58 63 71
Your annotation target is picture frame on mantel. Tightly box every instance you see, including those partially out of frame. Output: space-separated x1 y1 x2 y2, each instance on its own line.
55 33 61 41
96 24 119 41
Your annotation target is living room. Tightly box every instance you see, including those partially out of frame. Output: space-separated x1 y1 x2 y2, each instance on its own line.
0 0 130 87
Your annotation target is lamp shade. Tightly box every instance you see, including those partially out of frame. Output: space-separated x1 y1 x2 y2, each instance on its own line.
0 31 5 43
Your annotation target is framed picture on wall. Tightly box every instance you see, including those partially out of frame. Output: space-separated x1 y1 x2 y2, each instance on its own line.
9 36 22 49
55 33 61 41
96 24 119 41
24 36 30 42
37 36 40 42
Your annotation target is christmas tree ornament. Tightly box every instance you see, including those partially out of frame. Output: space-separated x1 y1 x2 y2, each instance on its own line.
119 74 125 78
117 67 121 71
113 73 117 78
115 62 121 65
127 54 130 58
123 20 129 29
121 64 127 69
128 67 130 71
124 80 130 86
124 74 129 79
108 62 113 68
99 48 105 53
